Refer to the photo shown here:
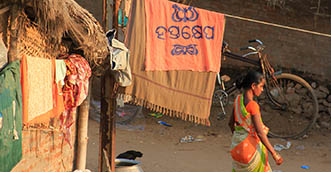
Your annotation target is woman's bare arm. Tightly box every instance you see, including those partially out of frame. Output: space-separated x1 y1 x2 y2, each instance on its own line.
252 113 283 165
251 113 276 155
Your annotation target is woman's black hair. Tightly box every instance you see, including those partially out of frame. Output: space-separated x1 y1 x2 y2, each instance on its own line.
238 70 264 89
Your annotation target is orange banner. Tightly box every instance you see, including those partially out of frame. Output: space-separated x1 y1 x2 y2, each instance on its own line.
145 0 225 72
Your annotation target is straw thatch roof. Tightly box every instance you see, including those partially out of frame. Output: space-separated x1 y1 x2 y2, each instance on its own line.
1 0 108 69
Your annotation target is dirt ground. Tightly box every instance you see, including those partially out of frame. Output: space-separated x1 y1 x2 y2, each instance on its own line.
86 101 331 172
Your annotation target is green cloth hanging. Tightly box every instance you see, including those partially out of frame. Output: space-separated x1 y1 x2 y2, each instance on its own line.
0 61 23 172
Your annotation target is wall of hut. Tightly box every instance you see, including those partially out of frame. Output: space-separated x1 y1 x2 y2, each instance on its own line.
1 12 76 172
12 128 76 172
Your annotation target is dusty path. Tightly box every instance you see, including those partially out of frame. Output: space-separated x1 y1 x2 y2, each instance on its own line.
86 106 331 172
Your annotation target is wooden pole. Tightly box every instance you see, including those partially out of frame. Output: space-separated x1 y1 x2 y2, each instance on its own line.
99 1 120 172
99 73 117 172
113 0 121 32
108 1 121 172
8 3 20 62
99 74 109 172
102 0 107 28
76 82 91 170
0 6 10 15
99 0 107 170
106 75 116 172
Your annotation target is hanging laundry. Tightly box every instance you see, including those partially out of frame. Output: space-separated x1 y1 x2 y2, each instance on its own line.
61 54 91 147
106 29 132 87
21 55 64 126
118 8 128 27
144 0 225 72
0 61 23 172
118 0 217 126
55 59 67 87
62 54 91 108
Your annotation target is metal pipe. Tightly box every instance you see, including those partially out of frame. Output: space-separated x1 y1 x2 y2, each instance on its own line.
223 51 260 66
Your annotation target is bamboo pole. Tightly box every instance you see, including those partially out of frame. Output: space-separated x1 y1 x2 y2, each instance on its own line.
8 3 20 62
76 82 91 170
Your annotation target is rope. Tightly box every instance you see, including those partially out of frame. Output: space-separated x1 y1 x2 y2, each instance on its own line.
224 13 331 38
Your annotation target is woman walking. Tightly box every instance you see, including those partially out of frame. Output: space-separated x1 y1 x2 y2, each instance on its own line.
228 70 283 172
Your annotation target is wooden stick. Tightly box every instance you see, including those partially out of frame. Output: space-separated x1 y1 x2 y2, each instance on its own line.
113 0 121 32
76 82 91 170
109 98 116 172
103 149 112 172
106 74 116 172
99 1 120 171
99 74 109 172
0 6 9 15
99 73 117 172
8 4 20 62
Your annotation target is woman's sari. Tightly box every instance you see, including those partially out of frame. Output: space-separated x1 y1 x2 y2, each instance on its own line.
230 94 271 172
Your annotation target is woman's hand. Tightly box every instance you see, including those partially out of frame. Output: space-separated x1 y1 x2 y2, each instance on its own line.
272 152 283 165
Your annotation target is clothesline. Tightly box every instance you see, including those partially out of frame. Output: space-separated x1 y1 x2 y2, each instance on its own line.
224 13 331 38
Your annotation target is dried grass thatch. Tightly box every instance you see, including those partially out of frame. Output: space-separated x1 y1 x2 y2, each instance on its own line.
2 0 108 68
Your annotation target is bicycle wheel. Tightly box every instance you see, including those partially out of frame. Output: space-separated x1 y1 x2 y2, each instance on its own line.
211 88 229 120
259 73 318 139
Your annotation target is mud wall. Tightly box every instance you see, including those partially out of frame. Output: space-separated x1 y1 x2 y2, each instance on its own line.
12 127 76 172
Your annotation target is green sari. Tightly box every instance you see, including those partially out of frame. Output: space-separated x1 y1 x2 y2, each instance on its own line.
230 94 271 172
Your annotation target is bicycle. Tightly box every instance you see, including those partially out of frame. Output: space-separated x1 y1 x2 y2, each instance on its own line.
212 39 319 139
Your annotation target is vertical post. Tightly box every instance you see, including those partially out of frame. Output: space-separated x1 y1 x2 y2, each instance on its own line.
113 0 121 33
102 0 107 28
108 1 121 172
99 0 109 171
99 1 120 172
76 82 91 170
106 75 116 172
99 73 117 172
8 3 20 62
99 73 109 172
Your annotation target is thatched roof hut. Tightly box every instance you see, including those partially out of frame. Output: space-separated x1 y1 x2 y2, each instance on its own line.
1 0 108 68
0 0 109 171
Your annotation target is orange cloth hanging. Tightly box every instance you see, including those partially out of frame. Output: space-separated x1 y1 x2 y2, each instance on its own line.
144 0 225 72
21 55 64 126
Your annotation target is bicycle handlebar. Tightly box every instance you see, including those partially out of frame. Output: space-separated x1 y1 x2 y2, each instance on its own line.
248 39 263 45
240 46 256 51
